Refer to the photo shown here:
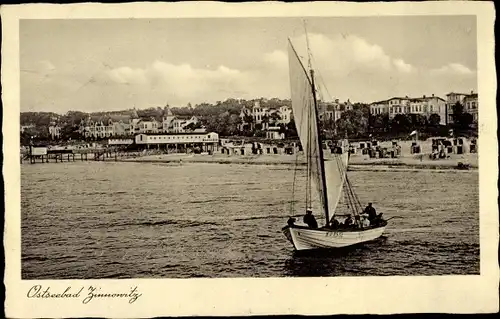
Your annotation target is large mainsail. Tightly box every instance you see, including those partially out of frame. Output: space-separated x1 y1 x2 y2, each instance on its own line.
287 39 329 222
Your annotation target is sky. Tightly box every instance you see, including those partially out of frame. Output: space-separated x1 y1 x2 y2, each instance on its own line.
20 16 477 113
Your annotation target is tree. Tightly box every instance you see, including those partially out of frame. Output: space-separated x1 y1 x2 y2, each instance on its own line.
452 102 464 124
285 118 298 138
369 113 389 134
390 114 411 134
428 113 441 127
335 109 368 138
410 114 427 129
227 114 241 135
451 102 473 130
60 124 79 141
460 113 473 129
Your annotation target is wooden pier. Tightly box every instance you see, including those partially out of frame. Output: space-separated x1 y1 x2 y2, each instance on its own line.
21 146 146 164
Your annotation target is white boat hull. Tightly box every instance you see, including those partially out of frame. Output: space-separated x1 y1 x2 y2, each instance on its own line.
282 225 386 251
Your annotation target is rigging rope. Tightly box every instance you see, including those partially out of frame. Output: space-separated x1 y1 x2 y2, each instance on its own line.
311 54 335 102
289 144 300 215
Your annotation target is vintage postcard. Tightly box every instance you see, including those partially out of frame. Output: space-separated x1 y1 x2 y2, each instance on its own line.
2 1 498 317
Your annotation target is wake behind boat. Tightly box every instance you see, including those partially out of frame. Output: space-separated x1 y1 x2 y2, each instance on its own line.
282 34 389 251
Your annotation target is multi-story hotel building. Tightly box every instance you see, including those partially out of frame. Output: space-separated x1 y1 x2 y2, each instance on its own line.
239 101 292 131
369 94 447 125
446 91 478 126
319 99 353 123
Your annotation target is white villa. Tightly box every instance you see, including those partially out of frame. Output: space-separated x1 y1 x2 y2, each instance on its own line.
239 101 292 131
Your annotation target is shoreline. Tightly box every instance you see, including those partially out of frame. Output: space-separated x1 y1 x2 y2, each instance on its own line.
110 154 478 171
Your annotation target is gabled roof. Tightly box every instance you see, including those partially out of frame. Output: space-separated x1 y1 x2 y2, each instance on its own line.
464 93 478 99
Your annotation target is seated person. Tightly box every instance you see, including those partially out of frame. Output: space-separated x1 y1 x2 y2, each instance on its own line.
361 215 370 228
330 218 340 229
344 214 354 228
373 213 385 226
303 210 318 229
287 217 296 227
354 215 362 228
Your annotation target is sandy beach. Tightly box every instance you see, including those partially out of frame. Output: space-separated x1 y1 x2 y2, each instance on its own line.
115 152 478 170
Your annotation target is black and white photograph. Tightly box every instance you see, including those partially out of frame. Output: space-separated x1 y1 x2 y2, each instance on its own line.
3 1 498 317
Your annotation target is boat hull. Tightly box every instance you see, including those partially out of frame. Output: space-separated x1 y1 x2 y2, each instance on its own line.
282 225 386 251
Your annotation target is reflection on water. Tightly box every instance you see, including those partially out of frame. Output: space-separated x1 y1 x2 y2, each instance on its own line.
284 237 389 277
21 162 479 279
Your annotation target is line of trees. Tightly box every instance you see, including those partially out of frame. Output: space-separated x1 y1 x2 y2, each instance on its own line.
20 98 477 145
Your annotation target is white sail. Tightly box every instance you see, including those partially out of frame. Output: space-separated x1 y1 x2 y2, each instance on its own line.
287 40 327 218
324 151 349 218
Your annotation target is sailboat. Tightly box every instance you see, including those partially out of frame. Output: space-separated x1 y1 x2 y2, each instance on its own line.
282 38 388 251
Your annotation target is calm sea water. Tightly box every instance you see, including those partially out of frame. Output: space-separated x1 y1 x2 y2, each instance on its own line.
21 162 479 279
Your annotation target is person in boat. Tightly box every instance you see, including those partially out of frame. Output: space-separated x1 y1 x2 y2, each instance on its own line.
287 217 296 227
372 213 385 226
344 214 354 228
361 215 370 228
330 218 340 229
354 215 361 228
303 209 318 229
363 203 377 222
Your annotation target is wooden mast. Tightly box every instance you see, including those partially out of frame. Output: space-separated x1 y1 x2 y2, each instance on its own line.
304 21 330 226
310 68 330 226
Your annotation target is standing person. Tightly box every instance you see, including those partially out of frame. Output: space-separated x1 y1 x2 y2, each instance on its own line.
303 209 318 229
363 203 377 222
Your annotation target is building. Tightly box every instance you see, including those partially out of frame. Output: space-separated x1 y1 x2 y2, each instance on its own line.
265 126 285 140
79 117 116 139
252 101 267 127
20 124 35 133
137 117 161 134
278 106 292 124
134 132 219 153
239 107 253 131
79 114 135 139
108 138 134 146
112 121 130 136
239 101 293 131
319 99 353 123
463 92 478 125
369 94 446 125
165 115 200 133
48 124 61 139
162 107 176 132
48 116 62 139
446 91 478 126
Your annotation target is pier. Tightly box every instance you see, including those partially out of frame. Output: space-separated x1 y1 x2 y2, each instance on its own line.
21 146 146 164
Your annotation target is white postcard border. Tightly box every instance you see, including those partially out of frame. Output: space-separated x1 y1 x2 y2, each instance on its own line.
2 1 498 317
